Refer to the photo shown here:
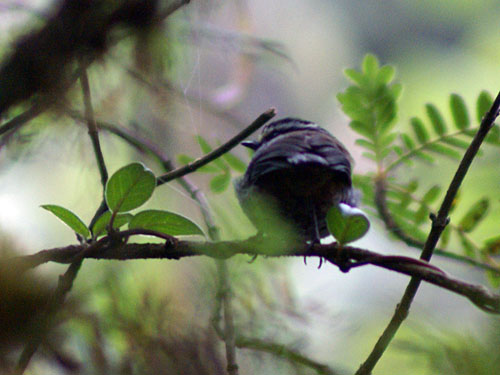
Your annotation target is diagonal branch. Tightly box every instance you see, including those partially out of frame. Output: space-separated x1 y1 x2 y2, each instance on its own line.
374 178 500 274
156 108 276 185
356 90 500 375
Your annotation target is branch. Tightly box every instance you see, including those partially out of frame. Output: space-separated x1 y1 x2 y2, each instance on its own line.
156 108 276 185
0 0 190 139
236 336 338 375
356 91 500 375
15 259 82 375
13 239 500 314
79 67 108 187
0 0 191 116
374 178 500 274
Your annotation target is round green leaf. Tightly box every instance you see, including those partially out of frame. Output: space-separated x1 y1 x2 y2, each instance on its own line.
41 204 90 239
326 204 370 244
91 212 133 237
129 210 204 236
105 163 156 213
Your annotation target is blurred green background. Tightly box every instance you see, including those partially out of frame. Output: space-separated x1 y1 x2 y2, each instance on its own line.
1 0 500 374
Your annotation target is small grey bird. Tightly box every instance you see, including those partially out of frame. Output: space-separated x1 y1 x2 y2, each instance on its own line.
235 118 356 243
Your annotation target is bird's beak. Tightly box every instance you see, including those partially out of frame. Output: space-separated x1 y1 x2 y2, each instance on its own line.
241 140 260 150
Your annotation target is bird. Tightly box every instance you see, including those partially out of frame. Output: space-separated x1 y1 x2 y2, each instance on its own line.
235 118 356 244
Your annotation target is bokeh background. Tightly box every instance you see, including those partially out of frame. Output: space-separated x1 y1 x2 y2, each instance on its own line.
1 0 500 373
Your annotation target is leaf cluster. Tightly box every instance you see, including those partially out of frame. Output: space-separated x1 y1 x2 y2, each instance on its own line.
339 54 500 284
43 163 204 241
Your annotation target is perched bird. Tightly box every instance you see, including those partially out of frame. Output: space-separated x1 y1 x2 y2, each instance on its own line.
235 118 356 243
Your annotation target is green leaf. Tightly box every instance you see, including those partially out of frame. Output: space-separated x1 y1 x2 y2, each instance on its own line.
414 150 435 164
441 137 470 150
486 270 500 288
483 235 500 255
422 185 441 204
210 172 231 193
485 125 500 145
392 145 404 156
355 139 376 151
176 154 220 173
344 68 366 86
426 104 447 135
91 212 133 237
41 204 90 239
476 91 493 123
400 133 415 150
458 231 476 257
375 65 395 85
414 204 428 225
458 198 489 232
440 225 451 247
349 120 374 139
105 163 156 213
390 83 403 100
195 135 213 154
406 180 419 193
196 136 227 170
449 94 470 129
129 209 204 236
326 204 370 244
427 143 461 159
222 152 247 173
362 54 379 78
380 133 398 148
410 117 429 143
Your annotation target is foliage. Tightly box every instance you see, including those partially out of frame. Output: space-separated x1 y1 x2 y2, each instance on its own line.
338 54 500 284
1 0 500 371
43 162 203 240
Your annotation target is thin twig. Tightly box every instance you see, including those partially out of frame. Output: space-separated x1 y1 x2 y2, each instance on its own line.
0 0 190 140
156 108 276 185
80 68 108 187
15 260 83 375
236 336 338 375
374 178 500 274
356 91 500 375
0 99 47 138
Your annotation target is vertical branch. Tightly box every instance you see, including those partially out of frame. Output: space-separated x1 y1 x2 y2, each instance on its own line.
15 260 83 374
15 67 110 375
80 67 108 188
216 259 239 375
356 91 500 375
79 66 110 230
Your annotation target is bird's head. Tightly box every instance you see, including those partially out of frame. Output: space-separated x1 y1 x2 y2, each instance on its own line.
241 118 324 150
